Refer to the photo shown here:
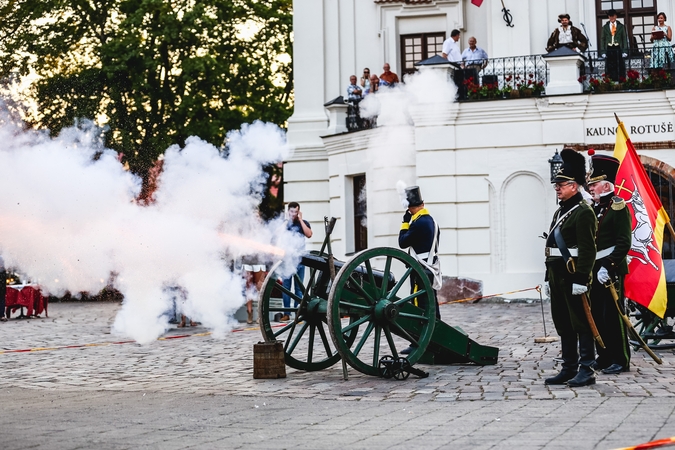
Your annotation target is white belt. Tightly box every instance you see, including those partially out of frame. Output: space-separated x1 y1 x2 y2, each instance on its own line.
545 246 615 260
417 252 430 259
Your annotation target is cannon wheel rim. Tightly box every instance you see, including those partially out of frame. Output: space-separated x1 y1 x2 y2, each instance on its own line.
327 247 435 377
629 301 675 350
258 260 353 371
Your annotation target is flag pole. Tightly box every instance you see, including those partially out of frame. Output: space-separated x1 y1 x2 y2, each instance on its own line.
614 113 675 241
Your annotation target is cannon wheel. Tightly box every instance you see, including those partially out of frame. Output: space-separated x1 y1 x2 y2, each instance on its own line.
258 260 358 371
327 247 435 377
629 301 675 350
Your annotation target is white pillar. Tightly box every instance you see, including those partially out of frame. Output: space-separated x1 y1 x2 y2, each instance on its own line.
287 0 328 149
543 49 585 96
324 101 348 135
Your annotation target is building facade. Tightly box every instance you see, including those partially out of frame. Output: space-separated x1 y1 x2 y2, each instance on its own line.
285 0 675 298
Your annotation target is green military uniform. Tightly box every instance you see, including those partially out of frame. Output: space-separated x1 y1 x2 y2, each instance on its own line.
588 154 632 374
544 148 598 387
546 193 598 336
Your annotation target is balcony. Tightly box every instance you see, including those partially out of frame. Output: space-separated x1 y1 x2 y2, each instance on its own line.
327 48 675 135
580 50 675 93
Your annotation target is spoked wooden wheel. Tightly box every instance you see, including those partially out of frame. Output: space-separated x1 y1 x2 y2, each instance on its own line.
327 248 436 377
629 301 675 350
258 259 358 371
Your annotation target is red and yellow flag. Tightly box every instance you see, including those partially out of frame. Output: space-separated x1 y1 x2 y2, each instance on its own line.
613 120 669 318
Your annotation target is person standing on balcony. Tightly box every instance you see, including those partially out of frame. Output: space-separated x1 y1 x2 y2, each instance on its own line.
600 9 628 81
461 37 488 89
379 63 399 87
346 75 363 102
359 68 371 93
546 14 588 53
365 74 380 95
650 12 675 69
442 29 462 63
346 75 363 131
461 37 488 69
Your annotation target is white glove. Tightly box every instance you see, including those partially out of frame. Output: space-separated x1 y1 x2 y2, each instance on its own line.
597 266 610 284
601 53 607 58
572 283 588 295
543 282 550 297
622 53 627 58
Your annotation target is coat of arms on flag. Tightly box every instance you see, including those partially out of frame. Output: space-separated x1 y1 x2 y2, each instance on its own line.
613 116 670 318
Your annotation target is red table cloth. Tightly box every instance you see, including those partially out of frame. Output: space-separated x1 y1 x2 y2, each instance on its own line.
5 285 47 317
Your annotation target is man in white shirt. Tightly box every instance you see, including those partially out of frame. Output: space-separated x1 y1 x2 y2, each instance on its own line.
442 29 462 63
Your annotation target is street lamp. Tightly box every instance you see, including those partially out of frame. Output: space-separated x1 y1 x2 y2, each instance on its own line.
548 149 563 182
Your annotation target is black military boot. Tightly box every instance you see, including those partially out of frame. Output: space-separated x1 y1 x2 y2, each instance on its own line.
567 333 596 387
545 335 579 385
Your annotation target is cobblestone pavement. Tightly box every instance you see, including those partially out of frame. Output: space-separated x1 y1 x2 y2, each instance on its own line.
1 301 674 449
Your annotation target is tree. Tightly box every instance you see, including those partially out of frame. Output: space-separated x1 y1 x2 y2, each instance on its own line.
0 0 293 177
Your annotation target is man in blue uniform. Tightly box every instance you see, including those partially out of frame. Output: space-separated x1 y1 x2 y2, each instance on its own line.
399 186 442 325
398 186 442 354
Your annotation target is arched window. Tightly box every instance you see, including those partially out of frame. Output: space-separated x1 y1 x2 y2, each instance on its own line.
642 157 675 259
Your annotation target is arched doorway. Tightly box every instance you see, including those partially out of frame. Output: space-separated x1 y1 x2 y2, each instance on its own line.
641 155 675 259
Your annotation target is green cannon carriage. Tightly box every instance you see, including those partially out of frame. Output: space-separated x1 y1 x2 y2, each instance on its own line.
629 259 675 350
257 218 498 378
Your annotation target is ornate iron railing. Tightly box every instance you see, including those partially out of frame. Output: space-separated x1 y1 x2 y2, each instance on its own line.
456 54 549 101
580 49 675 92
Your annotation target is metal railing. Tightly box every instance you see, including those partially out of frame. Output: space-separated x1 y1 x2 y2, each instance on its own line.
580 49 675 92
346 101 376 132
457 54 549 101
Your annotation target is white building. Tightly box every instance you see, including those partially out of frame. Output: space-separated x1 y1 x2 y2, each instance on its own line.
285 0 675 298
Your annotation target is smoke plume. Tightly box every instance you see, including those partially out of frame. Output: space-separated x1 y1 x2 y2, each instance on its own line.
0 111 302 343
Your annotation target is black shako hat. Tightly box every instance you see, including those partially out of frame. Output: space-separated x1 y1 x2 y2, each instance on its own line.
405 186 424 207
552 148 587 185
588 152 620 185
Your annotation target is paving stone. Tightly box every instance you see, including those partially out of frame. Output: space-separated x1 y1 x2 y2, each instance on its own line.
0 301 674 449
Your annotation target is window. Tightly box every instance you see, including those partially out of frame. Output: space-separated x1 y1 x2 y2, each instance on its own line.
400 32 445 75
353 175 368 252
596 0 658 53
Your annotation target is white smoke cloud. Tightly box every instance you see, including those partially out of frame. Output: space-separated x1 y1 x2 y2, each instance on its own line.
0 111 302 343
358 69 457 237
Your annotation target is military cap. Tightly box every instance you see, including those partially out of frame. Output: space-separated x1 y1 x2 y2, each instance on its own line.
552 148 587 185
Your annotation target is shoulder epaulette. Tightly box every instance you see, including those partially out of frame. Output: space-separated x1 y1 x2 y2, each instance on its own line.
611 196 626 211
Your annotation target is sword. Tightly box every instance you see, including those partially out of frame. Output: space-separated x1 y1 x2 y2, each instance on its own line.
566 258 605 349
581 291 605 349
605 280 663 364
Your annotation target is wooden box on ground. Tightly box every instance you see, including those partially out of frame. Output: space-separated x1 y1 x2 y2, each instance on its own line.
253 341 286 379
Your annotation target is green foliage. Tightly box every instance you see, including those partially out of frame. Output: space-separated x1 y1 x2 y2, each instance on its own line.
0 0 293 178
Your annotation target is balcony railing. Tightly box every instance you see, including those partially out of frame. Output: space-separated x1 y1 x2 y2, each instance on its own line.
580 49 675 92
457 54 549 101
346 101 377 132
337 48 675 132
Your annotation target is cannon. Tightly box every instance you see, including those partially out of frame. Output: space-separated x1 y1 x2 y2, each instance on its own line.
257 218 498 377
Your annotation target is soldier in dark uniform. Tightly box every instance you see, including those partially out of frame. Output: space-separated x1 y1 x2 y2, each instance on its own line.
544 149 598 387
398 186 442 353
587 153 632 374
